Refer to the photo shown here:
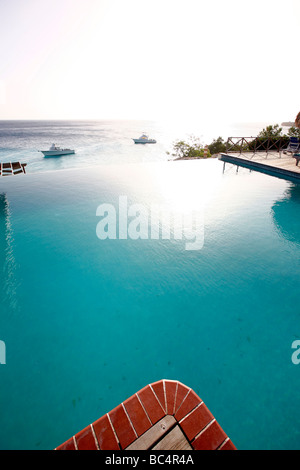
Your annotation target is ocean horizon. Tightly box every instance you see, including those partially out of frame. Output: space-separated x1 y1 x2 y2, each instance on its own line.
1 0 299 451
0 119 286 174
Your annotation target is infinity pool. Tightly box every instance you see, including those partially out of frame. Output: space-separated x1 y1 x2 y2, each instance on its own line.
0 159 300 449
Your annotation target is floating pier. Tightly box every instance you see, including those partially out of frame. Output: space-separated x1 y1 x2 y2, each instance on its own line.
55 380 236 451
0 162 27 176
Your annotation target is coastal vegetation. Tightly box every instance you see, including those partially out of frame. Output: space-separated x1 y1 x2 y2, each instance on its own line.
207 136 227 155
168 124 300 159
167 135 212 160
247 124 300 151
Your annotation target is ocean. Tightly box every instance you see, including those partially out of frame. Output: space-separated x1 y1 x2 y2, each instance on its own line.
0 119 277 174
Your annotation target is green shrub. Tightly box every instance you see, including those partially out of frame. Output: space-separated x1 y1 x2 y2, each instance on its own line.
167 135 211 159
207 137 227 155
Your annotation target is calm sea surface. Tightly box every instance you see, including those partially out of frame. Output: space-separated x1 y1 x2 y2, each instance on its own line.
0 120 299 450
0 119 275 173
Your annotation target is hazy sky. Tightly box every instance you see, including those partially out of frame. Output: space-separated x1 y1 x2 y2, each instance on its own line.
0 0 299 124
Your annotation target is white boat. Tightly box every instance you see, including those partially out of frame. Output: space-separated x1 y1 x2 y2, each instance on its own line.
41 144 75 157
133 134 156 144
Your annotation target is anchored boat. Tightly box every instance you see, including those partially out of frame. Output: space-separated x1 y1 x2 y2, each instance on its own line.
41 144 75 157
133 134 156 144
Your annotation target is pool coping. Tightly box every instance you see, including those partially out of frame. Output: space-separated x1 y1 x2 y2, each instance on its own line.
55 379 236 451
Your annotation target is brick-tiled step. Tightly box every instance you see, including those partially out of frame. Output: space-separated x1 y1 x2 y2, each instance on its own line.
55 380 236 451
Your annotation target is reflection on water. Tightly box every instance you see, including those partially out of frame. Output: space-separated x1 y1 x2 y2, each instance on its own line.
272 183 300 245
0 193 19 313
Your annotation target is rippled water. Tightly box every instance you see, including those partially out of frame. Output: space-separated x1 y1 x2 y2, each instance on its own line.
0 119 271 173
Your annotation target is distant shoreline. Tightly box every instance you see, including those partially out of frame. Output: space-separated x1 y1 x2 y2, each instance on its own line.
172 155 219 161
281 121 295 127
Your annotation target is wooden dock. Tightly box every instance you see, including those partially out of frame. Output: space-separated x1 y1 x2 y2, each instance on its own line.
0 162 27 176
55 380 236 451
219 152 300 182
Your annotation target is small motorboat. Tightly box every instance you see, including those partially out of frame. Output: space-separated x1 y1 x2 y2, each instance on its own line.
41 144 75 157
133 134 156 144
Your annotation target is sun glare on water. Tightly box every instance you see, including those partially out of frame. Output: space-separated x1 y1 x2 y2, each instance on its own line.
153 160 224 213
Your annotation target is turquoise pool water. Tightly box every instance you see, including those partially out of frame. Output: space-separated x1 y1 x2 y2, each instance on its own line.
0 159 300 450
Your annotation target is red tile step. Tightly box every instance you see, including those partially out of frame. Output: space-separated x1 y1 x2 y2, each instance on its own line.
55 379 236 450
